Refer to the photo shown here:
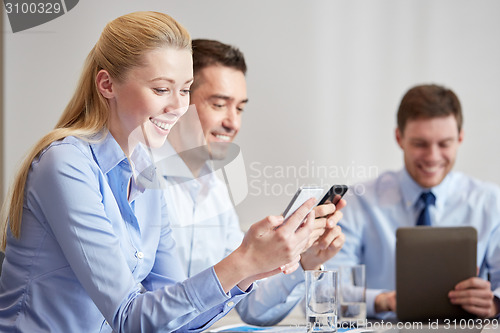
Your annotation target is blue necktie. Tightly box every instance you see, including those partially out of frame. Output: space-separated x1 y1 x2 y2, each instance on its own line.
416 192 435 226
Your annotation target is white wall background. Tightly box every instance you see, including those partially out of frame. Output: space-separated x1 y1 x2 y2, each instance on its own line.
3 0 500 230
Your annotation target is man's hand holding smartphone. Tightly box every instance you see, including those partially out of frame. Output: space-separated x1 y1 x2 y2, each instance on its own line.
300 185 348 270
306 185 347 248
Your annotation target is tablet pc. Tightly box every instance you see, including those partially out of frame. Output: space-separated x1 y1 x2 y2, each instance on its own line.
396 226 477 322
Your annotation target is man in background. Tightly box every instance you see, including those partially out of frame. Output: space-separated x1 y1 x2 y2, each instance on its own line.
327 84 500 319
162 39 346 325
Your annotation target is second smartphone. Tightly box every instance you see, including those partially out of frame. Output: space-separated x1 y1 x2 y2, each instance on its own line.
317 185 348 206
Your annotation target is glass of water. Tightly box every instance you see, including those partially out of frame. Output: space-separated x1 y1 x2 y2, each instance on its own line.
339 264 366 327
305 269 338 332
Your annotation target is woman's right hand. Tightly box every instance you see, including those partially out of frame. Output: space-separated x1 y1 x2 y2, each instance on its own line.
214 198 316 293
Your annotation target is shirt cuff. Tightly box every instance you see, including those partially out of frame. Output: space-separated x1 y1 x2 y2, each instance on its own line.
366 288 385 317
183 266 233 312
230 282 255 296
184 288 249 332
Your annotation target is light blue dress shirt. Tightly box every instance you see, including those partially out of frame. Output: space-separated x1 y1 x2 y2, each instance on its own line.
0 133 249 332
327 168 500 318
159 142 306 326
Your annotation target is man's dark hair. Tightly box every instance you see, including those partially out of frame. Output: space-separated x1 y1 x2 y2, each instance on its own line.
191 39 247 90
397 84 463 134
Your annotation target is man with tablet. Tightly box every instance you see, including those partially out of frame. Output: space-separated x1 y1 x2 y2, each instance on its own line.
326 84 500 320
161 39 346 325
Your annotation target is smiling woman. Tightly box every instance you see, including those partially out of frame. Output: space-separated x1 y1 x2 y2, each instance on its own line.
0 11 318 333
99 47 193 155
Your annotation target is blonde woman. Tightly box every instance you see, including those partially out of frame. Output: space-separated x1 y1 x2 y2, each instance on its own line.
0 12 315 332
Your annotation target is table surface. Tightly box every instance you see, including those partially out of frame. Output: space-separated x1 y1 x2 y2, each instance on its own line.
206 307 500 333
207 306 304 332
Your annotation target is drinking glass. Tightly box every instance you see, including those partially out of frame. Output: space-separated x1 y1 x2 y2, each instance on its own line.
305 269 338 332
339 264 366 326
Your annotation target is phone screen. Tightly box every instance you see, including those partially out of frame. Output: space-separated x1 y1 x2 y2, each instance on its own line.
317 185 348 206
282 186 325 220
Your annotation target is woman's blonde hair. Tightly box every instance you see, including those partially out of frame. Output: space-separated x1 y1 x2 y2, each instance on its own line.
1 11 191 250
